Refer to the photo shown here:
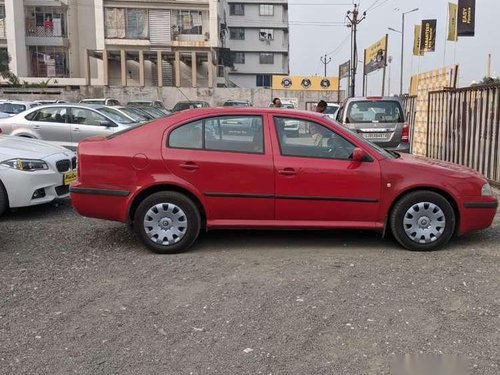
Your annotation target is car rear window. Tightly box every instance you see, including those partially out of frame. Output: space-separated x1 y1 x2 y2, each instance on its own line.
0 103 27 114
346 100 403 123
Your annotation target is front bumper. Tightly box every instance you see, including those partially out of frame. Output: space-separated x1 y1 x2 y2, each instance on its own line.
458 196 498 235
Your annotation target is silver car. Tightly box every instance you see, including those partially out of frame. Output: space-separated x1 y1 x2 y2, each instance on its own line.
335 96 410 153
0 104 137 150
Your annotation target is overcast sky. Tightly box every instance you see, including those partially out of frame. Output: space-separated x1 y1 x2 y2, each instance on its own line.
288 0 499 95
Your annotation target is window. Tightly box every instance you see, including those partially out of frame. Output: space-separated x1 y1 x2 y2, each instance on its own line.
169 121 203 149
29 46 68 78
259 29 274 40
259 53 274 64
229 27 245 40
168 116 264 154
0 103 27 115
104 8 148 39
32 107 68 123
346 101 404 123
256 74 271 87
274 118 355 160
176 10 202 35
229 4 245 16
259 4 274 16
25 6 67 37
69 108 109 126
232 52 245 64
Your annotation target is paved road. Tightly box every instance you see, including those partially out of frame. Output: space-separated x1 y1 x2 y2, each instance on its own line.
0 199 499 375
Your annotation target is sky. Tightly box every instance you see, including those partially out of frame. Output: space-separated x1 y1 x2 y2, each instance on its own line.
288 0 499 95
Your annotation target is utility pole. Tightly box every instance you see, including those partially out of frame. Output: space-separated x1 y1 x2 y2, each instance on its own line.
346 4 366 97
320 54 332 77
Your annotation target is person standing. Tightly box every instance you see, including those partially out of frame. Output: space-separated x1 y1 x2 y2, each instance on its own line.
315 100 327 113
272 97 282 108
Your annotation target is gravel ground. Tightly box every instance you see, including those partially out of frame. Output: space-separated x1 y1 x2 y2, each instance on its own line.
0 196 499 375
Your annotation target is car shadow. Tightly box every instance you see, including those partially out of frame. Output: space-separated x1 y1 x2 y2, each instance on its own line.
0 198 73 222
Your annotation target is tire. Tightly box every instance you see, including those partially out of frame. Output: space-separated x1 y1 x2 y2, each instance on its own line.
390 191 455 251
0 180 8 216
134 191 201 254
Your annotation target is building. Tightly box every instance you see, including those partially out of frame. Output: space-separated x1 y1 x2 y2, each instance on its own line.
0 0 228 88
224 0 289 88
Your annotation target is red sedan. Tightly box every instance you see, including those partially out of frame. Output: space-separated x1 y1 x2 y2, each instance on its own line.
70 108 497 254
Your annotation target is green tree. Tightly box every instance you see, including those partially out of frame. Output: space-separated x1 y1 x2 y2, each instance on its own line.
0 48 10 78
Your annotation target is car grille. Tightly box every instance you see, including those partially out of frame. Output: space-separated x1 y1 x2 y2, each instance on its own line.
55 185 69 196
56 159 70 172
71 156 77 170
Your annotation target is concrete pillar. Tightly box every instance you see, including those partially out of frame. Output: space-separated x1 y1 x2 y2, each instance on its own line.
207 51 213 88
85 49 91 86
102 49 108 86
157 51 163 87
175 51 180 87
191 51 197 88
120 50 127 86
139 50 145 86
5 0 28 76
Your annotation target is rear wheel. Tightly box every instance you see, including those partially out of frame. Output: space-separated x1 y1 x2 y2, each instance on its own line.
0 180 8 216
390 191 455 251
134 191 201 254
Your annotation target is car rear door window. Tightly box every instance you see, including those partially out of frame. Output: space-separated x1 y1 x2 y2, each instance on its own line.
274 117 355 160
169 121 203 149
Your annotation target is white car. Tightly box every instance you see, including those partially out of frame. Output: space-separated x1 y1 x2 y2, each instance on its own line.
0 135 76 216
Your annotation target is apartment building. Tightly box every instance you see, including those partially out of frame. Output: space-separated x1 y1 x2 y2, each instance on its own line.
224 0 289 88
1 0 228 87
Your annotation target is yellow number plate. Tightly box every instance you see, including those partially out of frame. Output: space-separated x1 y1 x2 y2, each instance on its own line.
64 170 77 185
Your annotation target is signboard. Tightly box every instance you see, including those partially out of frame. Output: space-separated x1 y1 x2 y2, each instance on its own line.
272 75 339 91
457 0 475 36
413 25 424 55
447 3 458 41
420 19 437 52
364 35 388 74
339 60 350 79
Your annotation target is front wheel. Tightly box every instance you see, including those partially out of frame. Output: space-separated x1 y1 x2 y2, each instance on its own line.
134 191 201 254
390 191 455 251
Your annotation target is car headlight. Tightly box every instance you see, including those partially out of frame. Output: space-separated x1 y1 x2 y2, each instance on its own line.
481 182 493 196
1 158 48 172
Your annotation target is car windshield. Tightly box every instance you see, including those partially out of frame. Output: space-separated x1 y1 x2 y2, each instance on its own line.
224 101 249 107
119 107 148 122
128 102 150 107
0 103 27 114
97 107 136 124
82 100 104 104
346 100 403 123
324 105 339 114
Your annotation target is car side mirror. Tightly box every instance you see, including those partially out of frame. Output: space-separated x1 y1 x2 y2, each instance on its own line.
351 147 366 162
99 120 117 127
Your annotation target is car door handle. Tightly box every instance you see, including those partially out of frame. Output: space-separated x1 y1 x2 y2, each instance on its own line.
179 162 199 171
278 168 297 176
72 127 80 131
33 125 41 130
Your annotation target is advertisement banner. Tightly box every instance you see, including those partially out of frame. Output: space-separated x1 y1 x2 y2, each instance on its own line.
339 60 350 80
413 25 424 55
364 35 388 74
272 75 339 91
447 3 458 41
457 0 475 36
420 19 437 52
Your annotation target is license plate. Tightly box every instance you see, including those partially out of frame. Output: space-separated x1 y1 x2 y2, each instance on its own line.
362 133 388 139
64 170 77 185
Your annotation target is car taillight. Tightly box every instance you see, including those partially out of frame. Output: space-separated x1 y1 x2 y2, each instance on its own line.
402 123 409 143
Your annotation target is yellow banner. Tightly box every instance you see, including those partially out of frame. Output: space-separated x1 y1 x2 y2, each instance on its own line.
448 3 458 41
364 35 388 74
413 25 423 56
272 75 339 91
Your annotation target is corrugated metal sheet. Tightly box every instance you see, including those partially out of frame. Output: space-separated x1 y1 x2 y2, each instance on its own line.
149 10 171 45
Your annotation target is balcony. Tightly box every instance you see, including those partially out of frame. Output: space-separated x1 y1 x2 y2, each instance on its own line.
25 6 68 46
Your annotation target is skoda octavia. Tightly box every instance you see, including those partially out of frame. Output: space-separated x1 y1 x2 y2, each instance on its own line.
70 108 497 254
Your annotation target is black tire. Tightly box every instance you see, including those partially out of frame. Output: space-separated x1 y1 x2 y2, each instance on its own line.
390 191 455 251
0 180 7 216
134 191 201 254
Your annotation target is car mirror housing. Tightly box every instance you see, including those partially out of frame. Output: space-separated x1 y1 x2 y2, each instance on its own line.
100 120 117 127
352 147 366 162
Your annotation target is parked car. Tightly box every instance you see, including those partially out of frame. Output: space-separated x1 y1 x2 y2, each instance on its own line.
222 99 253 107
134 106 169 119
0 135 76 216
113 106 152 123
0 104 138 150
324 102 340 119
335 96 409 153
127 100 166 110
79 98 121 106
171 101 210 112
70 107 497 254
35 100 68 105
0 101 39 115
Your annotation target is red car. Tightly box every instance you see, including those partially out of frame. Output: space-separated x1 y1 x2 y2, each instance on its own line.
70 108 497 254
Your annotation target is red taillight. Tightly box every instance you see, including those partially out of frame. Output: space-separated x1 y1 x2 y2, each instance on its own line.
402 123 409 143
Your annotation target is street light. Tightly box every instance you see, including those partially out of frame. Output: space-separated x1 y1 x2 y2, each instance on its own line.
388 27 401 34
396 8 419 95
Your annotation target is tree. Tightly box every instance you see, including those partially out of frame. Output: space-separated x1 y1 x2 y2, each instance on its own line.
0 48 10 78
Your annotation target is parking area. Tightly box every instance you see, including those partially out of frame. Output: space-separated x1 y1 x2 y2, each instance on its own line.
0 198 499 374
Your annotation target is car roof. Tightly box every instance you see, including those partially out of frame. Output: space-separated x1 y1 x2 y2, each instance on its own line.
344 96 402 103
168 107 322 118
0 100 38 105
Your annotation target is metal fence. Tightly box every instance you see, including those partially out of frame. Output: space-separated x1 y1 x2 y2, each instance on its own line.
427 84 500 185
401 95 417 153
